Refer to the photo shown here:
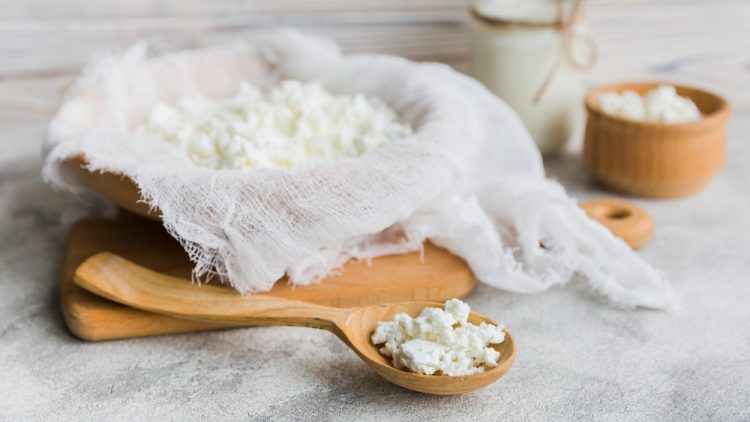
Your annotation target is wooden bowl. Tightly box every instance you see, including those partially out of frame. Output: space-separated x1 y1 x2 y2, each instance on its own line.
66 155 160 220
583 82 730 198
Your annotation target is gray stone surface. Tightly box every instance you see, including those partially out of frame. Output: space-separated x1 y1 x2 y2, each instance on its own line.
1 113 749 421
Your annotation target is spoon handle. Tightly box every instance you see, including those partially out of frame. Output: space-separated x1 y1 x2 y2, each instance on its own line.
73 252 351 332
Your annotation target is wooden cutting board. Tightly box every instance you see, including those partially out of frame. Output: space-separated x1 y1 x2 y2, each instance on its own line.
61 213 476 341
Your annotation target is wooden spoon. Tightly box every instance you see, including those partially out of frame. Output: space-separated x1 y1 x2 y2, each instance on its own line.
73 252 516 395
579 198 654 249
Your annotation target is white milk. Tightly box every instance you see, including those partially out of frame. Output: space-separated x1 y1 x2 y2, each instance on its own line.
470 0 591 156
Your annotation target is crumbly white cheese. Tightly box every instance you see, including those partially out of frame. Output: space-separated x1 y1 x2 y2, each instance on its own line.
371 299 506 376
138 80 412 170
598 85 702 123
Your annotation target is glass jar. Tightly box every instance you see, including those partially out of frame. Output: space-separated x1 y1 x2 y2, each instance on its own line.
469 0 594 156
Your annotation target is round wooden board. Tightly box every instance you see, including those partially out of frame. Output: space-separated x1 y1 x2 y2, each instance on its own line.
61 212 477 341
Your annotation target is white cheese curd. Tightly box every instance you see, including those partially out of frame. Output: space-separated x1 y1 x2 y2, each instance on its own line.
371 299 506 376
598 85 702 123
138 80 412 170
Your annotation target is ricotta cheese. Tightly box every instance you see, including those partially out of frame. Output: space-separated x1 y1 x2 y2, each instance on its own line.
138 80 412 170
598 85 702 123
371 299 506 376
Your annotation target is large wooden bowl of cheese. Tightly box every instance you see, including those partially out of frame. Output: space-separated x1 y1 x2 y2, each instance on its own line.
66 155 160 220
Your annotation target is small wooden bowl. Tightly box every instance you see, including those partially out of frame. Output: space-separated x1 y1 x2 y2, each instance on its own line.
583 82 730 198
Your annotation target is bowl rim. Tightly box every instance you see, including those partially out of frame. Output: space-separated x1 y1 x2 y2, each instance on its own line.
585 81 731 129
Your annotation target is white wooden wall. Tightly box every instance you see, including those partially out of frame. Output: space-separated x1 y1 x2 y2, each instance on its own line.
1 0 748 122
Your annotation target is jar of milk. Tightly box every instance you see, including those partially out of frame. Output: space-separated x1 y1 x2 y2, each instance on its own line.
470 0 595 156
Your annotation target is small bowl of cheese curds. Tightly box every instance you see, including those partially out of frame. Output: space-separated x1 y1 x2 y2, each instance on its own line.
583 82 730 198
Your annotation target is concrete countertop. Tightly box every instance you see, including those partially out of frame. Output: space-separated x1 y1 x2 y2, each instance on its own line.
1 118 749 420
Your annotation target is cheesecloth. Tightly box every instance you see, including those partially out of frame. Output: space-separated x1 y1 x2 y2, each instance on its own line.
43 29 676 309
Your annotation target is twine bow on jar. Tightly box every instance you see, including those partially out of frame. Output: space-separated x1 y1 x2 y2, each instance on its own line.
470 0 597 103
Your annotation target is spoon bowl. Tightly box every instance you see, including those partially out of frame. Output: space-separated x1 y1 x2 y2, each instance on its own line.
343 302 515 395
73 252 515 395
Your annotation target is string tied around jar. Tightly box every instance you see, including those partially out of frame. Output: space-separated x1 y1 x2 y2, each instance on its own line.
471 0 597 103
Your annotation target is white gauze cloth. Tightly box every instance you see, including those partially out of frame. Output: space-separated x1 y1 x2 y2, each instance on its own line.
43 30 676 310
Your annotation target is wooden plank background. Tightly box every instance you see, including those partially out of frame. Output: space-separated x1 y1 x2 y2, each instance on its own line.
1 0 748 126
